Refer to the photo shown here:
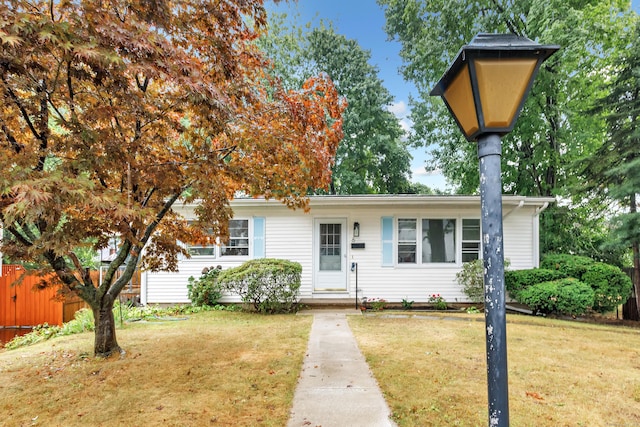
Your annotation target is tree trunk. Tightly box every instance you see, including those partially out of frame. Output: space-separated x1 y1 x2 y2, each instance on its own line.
92 299 121 357
632 194 640 320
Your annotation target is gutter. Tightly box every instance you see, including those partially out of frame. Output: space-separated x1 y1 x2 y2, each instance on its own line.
502 200 524 219
534 201 550 217
532 201 551 267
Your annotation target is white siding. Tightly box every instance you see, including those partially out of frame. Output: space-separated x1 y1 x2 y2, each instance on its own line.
263 213 313 296
145 205 269 304
144 196 550 305
503 207 536 270
343 205 478 303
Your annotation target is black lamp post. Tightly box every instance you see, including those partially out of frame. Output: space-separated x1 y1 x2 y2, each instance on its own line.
430 33 559 426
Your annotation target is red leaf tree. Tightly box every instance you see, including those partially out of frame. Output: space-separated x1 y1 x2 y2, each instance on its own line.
0 0 344 356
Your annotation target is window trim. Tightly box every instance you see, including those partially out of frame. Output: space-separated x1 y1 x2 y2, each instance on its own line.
186 218 254 259
392 216 481 267
220 219 250 257
461 218 482 263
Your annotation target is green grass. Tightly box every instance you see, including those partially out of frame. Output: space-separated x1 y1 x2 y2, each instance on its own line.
4 308 640 427
0 310 312 426
349 313 640 427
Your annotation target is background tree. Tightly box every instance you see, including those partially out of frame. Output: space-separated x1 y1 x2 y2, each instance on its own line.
260 15 416 194
379 0 636 255
0 0 345 356
581 20 640 315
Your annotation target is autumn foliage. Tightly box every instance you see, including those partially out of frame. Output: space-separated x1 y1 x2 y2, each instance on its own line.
0 0 344 355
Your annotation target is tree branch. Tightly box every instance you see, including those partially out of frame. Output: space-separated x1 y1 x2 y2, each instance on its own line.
0 118 24 153
141 191 183 245
100 239 132 300
141 187 156 207
6 224 34 248
36 80 50 171
135 74 149 92
66 60 76 116
490 0 525 36
2 78 42 143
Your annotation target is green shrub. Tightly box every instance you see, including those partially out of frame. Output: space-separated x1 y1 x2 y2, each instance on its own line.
581 263 632 313
5 308 95 349
187 267 224 307
456 259 484 303
5 303 240 349
519 278 594 316
401 298 414 310
218 258 302 314
428 293 448 310
540 254 595 280
505 268 566 300
457 259 511 303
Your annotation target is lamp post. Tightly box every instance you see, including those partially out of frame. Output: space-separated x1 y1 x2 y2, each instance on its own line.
430 33 558 426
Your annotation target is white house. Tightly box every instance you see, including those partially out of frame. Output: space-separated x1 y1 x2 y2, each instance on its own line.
141 194 553 306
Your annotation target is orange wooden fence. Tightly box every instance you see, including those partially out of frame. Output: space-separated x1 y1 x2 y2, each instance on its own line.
1 265 141 328
0 265 90 327
1 265 63 327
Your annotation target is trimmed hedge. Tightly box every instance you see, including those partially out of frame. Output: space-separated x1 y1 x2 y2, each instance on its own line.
582 262 632 313
218 258 302 314
510 254 632 314
505 268 566 300
540 254 595 280
519 278 594 316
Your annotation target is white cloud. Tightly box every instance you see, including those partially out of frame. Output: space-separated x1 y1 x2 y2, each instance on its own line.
387 100 408 117
386 101 414 134
411 166 442 177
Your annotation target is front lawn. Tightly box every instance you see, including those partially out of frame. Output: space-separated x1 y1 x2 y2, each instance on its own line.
349 313 640 426
0 311 312 426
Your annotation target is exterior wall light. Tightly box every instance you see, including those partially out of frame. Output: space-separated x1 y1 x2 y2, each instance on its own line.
430 33 559 427
353 222 360 238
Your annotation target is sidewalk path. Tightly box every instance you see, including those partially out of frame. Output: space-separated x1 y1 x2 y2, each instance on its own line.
287 310 397 427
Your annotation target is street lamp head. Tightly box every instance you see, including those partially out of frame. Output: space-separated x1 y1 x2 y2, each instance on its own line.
430 33 559 141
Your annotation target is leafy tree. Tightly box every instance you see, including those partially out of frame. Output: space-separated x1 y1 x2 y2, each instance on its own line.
379 0 636 252
581 19 640 315
0 0 345 356
260 15 415 194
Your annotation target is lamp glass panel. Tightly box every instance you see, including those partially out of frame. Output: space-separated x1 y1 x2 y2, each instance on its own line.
474 58 538 128
443 64 479 137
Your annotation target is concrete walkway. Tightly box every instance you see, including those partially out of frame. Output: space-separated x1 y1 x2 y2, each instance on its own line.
287 310 397 427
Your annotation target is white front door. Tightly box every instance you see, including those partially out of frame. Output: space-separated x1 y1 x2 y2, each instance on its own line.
313 218 347 292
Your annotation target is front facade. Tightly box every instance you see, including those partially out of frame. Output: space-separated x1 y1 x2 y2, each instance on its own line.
141 195 553 305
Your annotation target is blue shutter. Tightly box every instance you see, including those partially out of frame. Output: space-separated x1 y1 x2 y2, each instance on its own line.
381 217 394 266
253 217 265 258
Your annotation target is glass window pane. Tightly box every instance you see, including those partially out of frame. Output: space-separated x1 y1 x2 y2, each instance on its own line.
186 221 216 257
463 219 481 240
422 219 456 263
398 244 416 263
188 246 216 256
398 219 417 241
397 219 417 264
319 222 342 271
462 219 481 261
222 219 249 256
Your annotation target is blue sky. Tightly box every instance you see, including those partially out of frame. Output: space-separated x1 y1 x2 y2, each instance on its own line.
266 1 640 191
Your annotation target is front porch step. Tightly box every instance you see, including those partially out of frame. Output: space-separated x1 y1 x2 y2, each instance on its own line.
299 297 359 308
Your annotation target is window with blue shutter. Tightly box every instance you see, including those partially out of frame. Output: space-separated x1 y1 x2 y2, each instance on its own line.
381 216 393 267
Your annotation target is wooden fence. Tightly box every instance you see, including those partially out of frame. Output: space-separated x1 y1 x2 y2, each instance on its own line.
0 265 68 327
1 265 141 328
